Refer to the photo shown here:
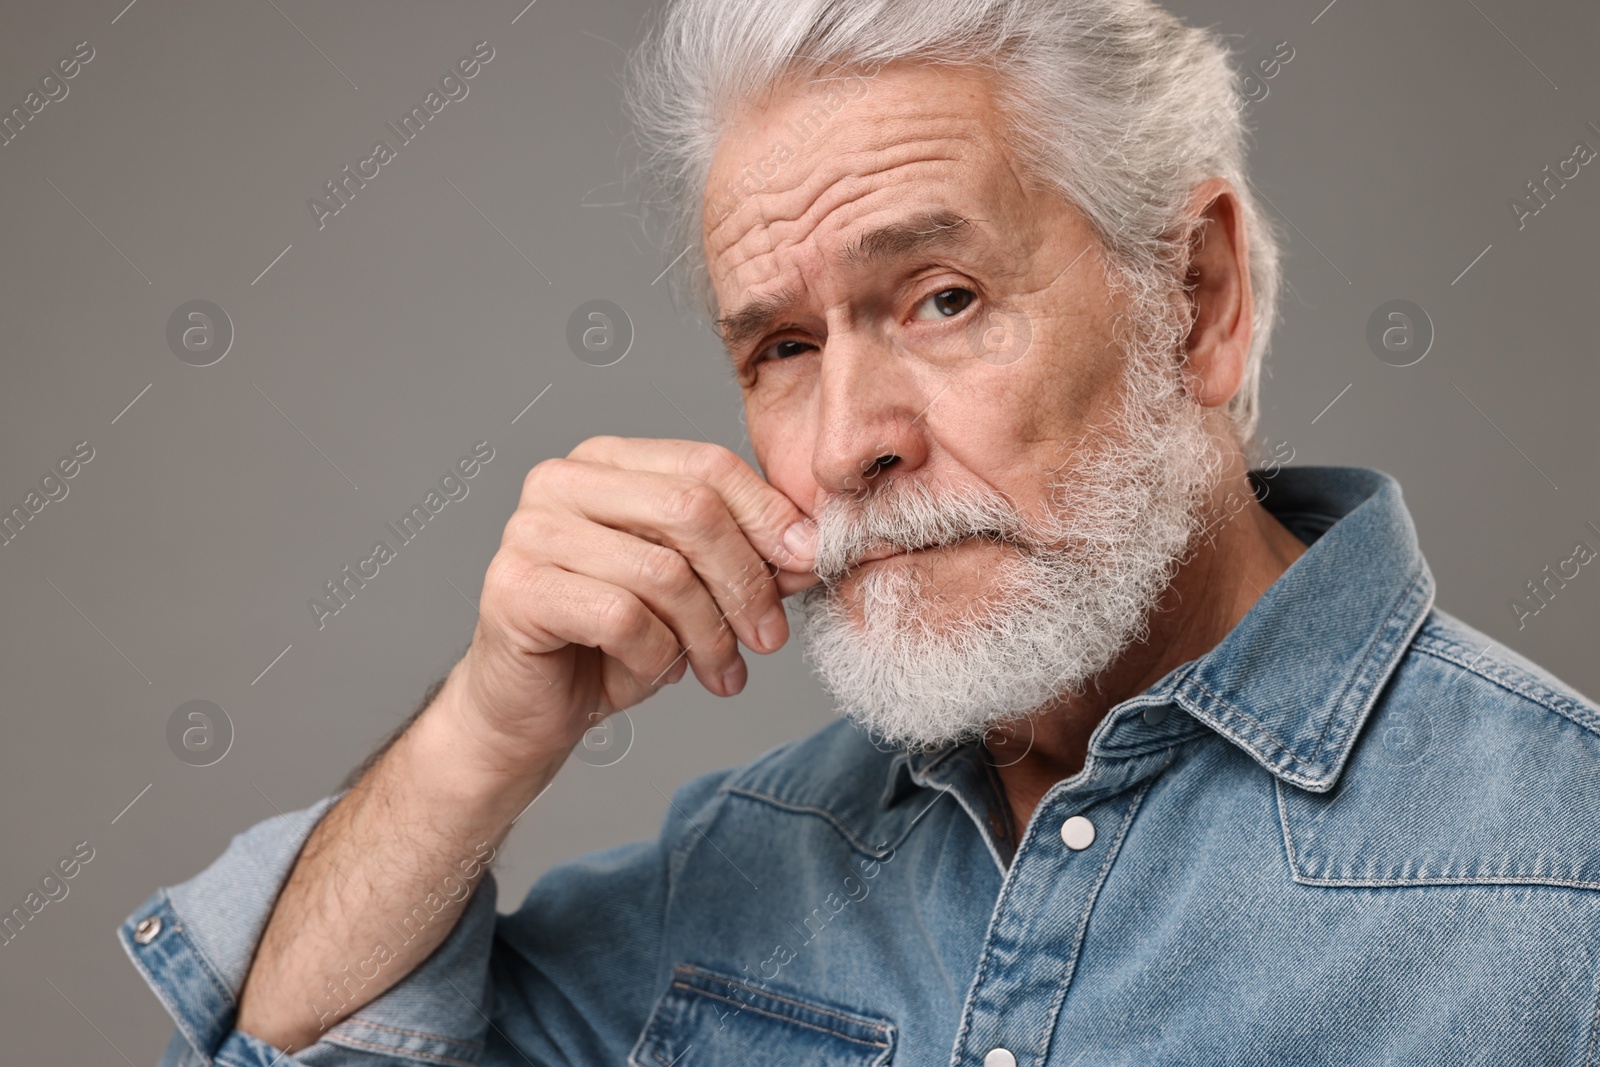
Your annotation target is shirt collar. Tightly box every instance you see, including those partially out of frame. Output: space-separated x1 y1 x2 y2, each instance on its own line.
1166 465 1435 791
883 465 1436 807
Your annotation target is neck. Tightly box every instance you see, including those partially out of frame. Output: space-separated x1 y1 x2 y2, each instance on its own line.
989 456 1308 840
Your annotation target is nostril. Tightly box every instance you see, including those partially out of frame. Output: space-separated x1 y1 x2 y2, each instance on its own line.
868 454 899 475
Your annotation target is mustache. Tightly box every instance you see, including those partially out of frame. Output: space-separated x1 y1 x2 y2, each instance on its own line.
810 479 1036 583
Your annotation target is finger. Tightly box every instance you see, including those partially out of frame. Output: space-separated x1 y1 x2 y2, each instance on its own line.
566 437 817 573
598 648 688 714
532 460 791 653
482 558 689 691
777 569 821 597
527 515 747 694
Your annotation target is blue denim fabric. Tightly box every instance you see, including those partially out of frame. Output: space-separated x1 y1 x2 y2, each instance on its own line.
120 467 1600 1066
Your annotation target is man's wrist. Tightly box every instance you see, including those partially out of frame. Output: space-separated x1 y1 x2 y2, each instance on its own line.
401 664 570 826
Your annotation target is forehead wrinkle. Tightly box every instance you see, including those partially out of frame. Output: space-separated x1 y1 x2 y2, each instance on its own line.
706 141 987 355
706 143 967 264
706 123 972 250
836 209 977 270
714 203 989 354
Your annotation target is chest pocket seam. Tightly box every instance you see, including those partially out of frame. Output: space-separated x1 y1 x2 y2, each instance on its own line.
629 962 896 1067
719 785 904 859
677 982 892 1049
1276 777 1600 889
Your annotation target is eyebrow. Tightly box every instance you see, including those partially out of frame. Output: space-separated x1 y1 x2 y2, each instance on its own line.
714 209 978 354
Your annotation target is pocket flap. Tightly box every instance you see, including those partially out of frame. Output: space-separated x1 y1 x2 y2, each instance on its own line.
629 962 896 1066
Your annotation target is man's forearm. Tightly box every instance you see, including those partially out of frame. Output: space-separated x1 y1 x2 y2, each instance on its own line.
235 662 568 1052
228 431 806 1052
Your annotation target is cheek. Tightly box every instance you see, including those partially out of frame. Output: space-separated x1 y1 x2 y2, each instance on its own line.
926 320 1119 499
1010 314 1124 432
928 390 1042 504
747 406 816 507
929 350 1056 459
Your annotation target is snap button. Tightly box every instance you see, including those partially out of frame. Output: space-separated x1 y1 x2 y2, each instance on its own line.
984 1049 1017 1067
1060 814 1096 850
1142 705 1170 726
133 915 162 944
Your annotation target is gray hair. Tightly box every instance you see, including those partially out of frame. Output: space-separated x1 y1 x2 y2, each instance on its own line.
624 0 1284 442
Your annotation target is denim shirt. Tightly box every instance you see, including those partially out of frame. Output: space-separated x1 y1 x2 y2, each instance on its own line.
120 466 1600 1066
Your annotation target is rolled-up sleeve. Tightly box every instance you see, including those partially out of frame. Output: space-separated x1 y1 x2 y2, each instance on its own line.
117 794 501 1066
117 765 737 1066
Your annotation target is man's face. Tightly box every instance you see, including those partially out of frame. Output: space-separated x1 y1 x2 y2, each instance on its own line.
706 62 1134 607
703 61 1222 744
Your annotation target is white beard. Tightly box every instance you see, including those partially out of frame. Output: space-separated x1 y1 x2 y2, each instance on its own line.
795 315 1225 752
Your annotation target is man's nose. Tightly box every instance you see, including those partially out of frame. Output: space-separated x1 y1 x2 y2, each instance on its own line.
810 331 931 494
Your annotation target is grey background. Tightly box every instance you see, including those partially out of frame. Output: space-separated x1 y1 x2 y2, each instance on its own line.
0 0 1595 1061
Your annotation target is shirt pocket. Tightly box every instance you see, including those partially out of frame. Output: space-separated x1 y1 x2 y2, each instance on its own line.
628 962 897 1067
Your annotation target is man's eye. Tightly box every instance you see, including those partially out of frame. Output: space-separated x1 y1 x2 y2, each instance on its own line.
913 287 975 320
756 339 813 362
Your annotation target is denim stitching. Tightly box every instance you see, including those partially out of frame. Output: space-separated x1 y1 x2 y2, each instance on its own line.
946 782 1046 1067
666 981 891 1048
672 962 894 1036
1275 775 1304 881
321 1030 480 1067
632 963 895 1065
341 1019 482 1044
720 786 906 858
339 1017 485 1049
1184 675 1307 771
1095 722 1211 759
1306 569 1431 765
1294 873 1600 890
1583 965 1600 1067
159 906 239 1013
651 773 736 1062
1411 634 1600 738
1033 780 1154 1064
1275 777 1600 889
118 918 213 1064
629 972 687 1067
122 896 241 1061
1183 568 1429 786
921 774 1010 876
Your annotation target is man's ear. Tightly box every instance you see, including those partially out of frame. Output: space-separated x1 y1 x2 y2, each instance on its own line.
1179 178 1254 410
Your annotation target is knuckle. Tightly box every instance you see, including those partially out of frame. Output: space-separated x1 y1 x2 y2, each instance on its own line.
483 553 538 603
593 589 643 636
568 435 621 462
501 505 557 553
501 506 536 544
652 646 683 680
635 545 690 593
683 442 738 483
663 480 719 529
760 497 801 542
739 575 773 611
717 566 762 618
521 457 565 498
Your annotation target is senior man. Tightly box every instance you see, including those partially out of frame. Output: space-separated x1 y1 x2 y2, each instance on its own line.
121 1 1600 1064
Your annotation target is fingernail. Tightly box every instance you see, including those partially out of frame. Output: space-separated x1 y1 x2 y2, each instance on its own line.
720 659 747 696
755 607 786 652
782 519 817 564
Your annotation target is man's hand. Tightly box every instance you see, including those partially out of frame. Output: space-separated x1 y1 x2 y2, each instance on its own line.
446 435 819 777
235 437 817 1052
